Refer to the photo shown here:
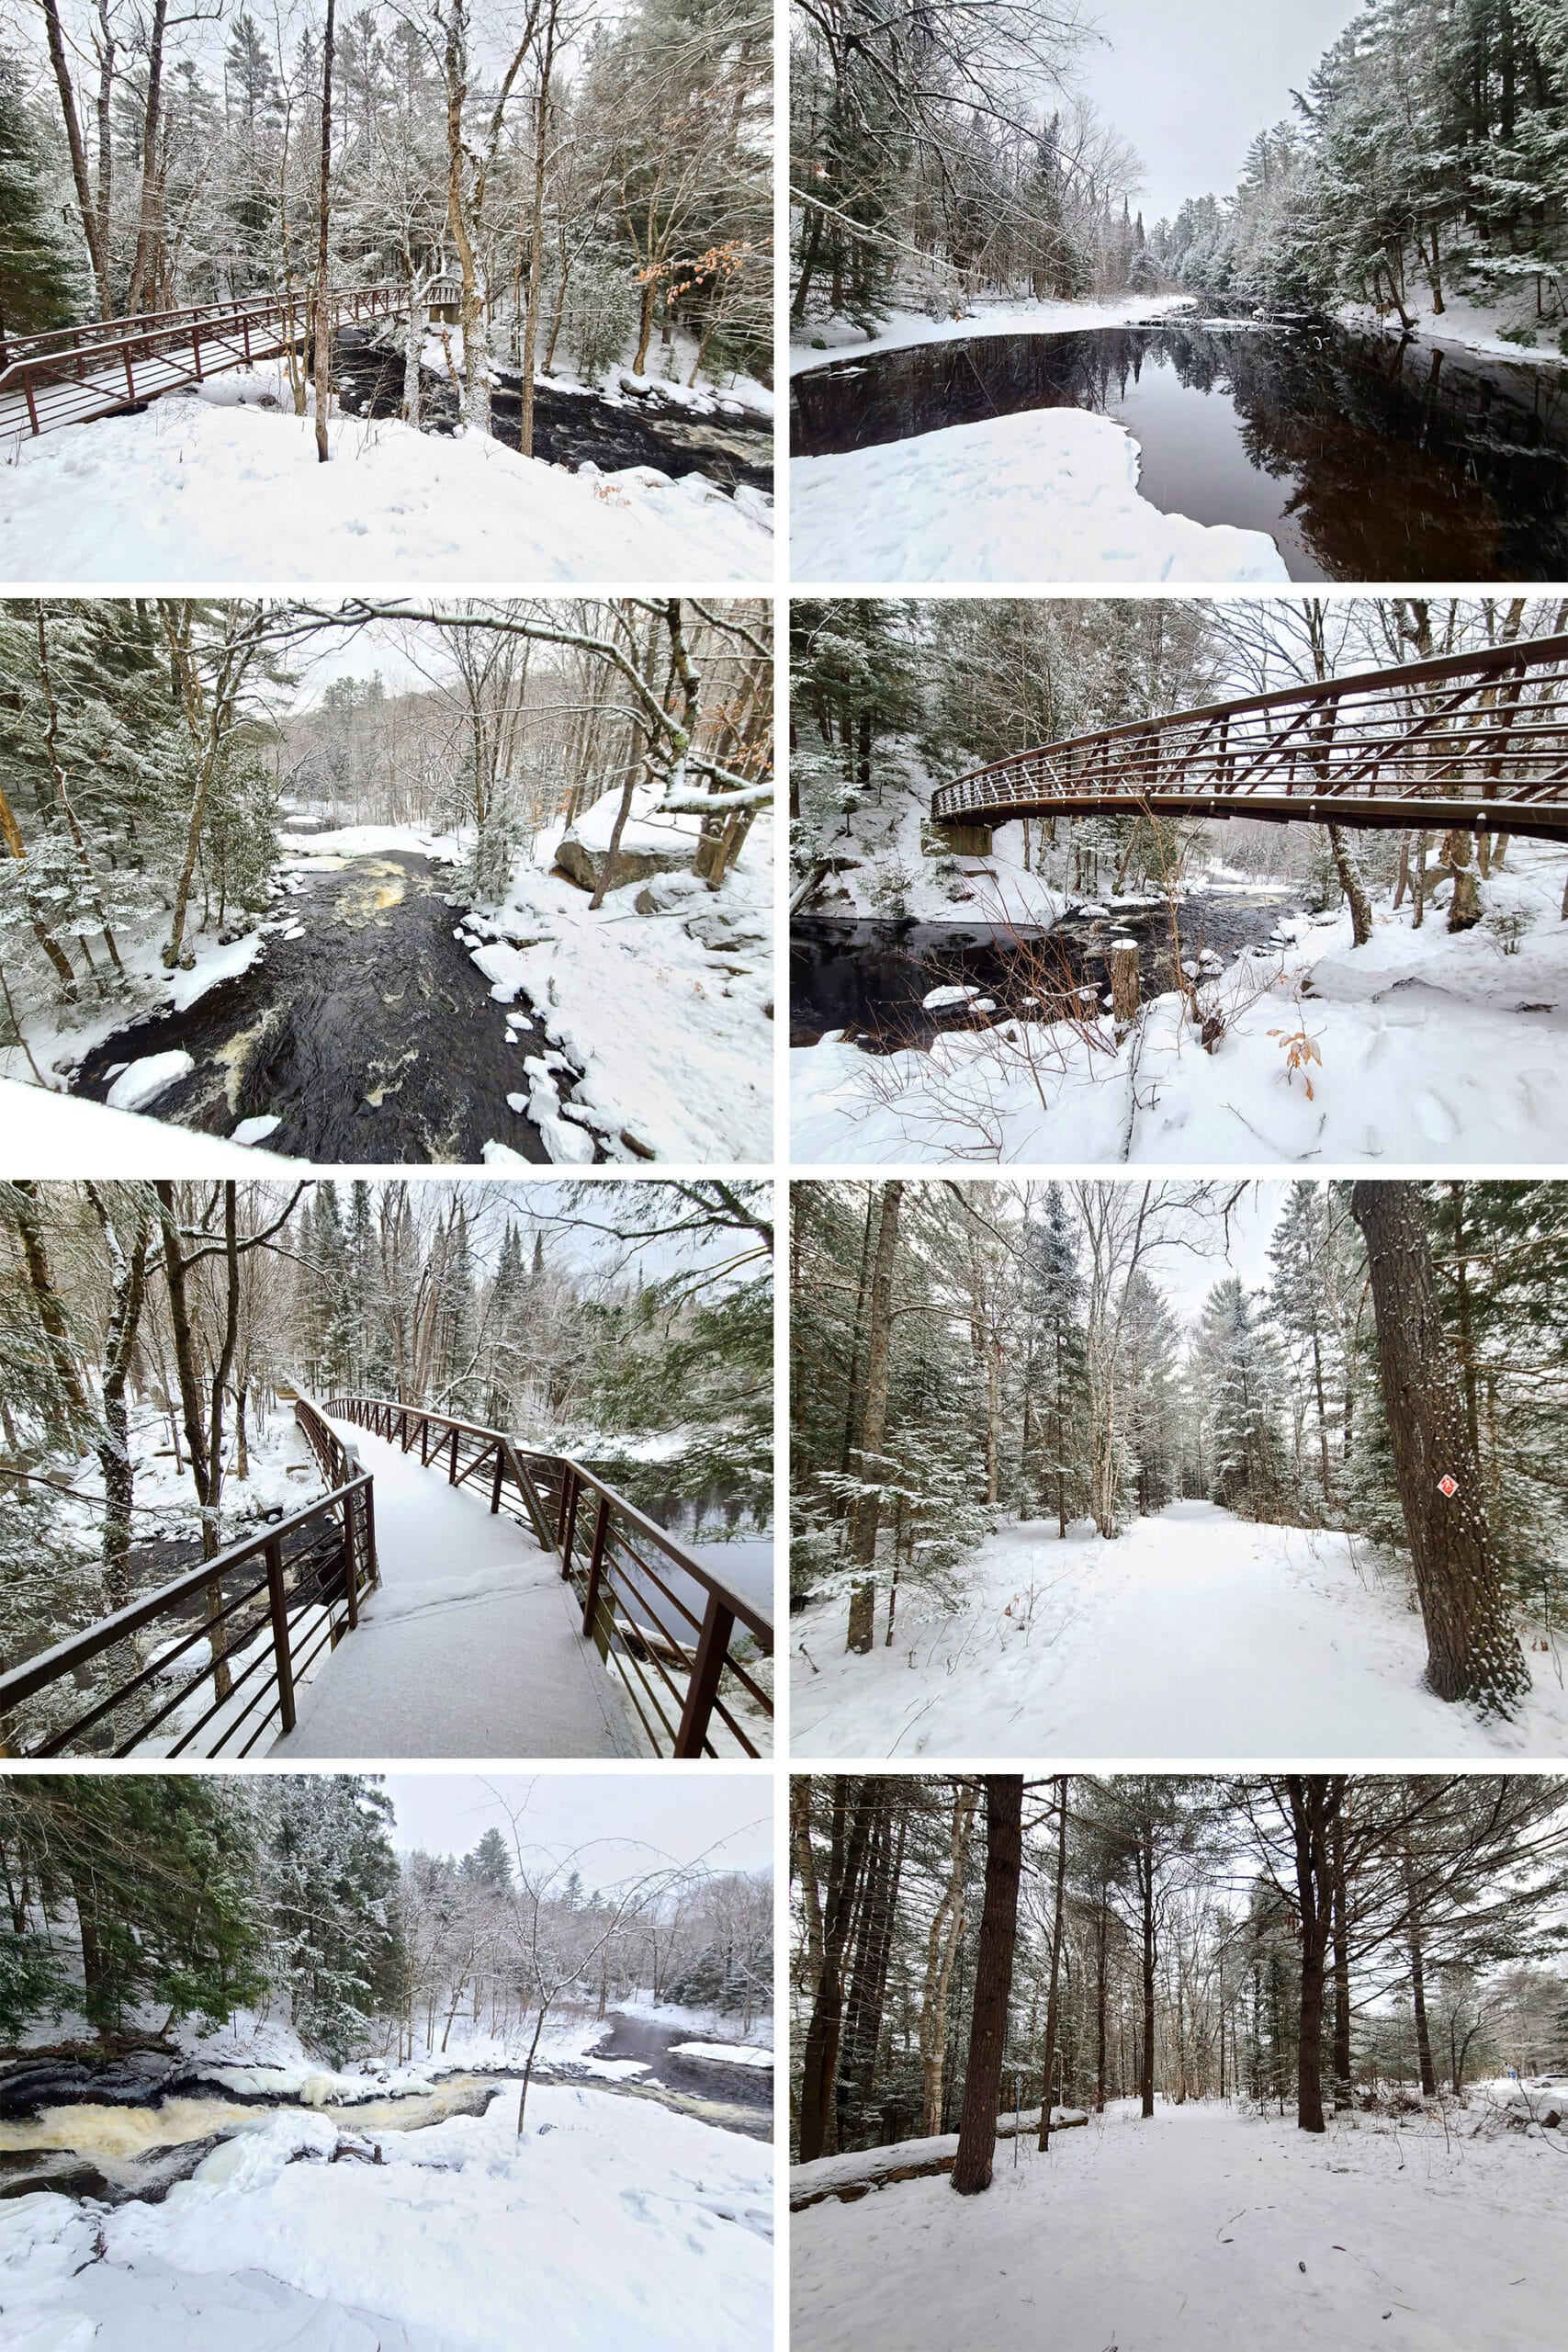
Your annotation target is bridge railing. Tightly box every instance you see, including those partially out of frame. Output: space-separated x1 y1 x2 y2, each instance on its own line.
0 1396 376 1760
932 632 1568 831
0 283 405 438
327 1394 774 1759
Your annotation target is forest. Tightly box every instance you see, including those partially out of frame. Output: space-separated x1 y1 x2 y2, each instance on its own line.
790 0 1147 325
3 0 771 405
0 1175 772 1724
1156 0 1568 344
790 1772 1568 2352
789 1180 1568 1758
790 596 1568 1167
0 1771 770 2061
0 1771 773 2351
791 0 1566 343
0 595 774 1164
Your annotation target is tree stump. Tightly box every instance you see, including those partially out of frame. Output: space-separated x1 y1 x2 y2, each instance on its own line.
1109 941 1141 1028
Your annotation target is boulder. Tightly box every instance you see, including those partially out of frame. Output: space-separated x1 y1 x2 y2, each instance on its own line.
555 831 692 893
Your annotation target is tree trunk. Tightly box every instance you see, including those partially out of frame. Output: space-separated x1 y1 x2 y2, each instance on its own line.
1349 1182 1528 1712
1325 825 1374 945
1037 1776 1070 2150
952 1777 1022 2195
1330 1805 1352 2110
796 1781 875 2164
919 1781 978 2135
846 1182 903 1652
313 0 336 462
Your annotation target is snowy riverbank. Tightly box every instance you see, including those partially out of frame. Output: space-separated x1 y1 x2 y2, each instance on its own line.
0 368 772 585
793 842 1568 1166
790 1498 1568 1762
793 2097 1568 2352
788 291 1200 374
464 795 774 1165
1 2069 773 2352
791 403 1291 584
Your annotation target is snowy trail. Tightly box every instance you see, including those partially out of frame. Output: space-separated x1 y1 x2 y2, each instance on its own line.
274 1419 635 1758
793 2100 1568 2352
791 1500 1568 1760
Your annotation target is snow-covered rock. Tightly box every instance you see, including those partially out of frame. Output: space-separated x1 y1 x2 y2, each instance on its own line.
105 1051 196 1110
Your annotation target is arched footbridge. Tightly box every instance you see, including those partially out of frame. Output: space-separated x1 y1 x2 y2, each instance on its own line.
0 1393 773 1763
931 634 1568 844
0 284 406 440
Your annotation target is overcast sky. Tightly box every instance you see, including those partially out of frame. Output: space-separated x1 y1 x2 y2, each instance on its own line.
1075 0 1366 223
381 1772 773 1884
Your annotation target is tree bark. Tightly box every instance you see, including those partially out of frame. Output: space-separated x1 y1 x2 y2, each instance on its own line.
313 0 336 462
846 1182 903 1652
952 1777 1022 2195
795 1780 875 2164
920 1781 978 2136
1037 1776 1070 2149
1350 1182 1528 1712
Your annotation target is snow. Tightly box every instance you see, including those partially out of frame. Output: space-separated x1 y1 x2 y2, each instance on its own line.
1337 290 1568 373
231 1114 281 1145
789 292 1200 374
792 405 1292 584
922 985 982 1010
463 798 773 1163
272 1416 637 1761
792 2113 1085 2203
167 933 265 1011
794 842 1568 1167
103 1050 196 1110
790 1500 1568 1761
0 1079 291 1172
1 2075 772 2352
0 372 771 585
793 2098 1568 2352
670 2042 773 2071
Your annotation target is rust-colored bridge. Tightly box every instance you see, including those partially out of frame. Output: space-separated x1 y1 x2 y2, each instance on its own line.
931 634 1568 842
0 283 405 440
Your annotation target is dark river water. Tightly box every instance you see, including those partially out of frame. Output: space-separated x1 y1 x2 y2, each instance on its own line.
70 851 571 1162
790 317 1568 581
791 888 1305 1050
334 329 773 494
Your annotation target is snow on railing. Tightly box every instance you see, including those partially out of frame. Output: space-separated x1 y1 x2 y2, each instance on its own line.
327 1394 774 1760
0 1395 376 1759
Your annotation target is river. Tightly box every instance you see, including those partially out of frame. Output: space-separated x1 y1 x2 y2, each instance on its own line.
70 850 573 1162
0 2016 773 2208
791 887 1306 1050
790 316 1568 582
333 329 773 496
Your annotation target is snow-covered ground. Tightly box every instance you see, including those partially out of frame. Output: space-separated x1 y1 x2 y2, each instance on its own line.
1337 288 1568 371
671 2042 773 2070
789 290 1290 583
793 841 1568 1166
792 404 1290 584
792 2098 1568 2352
463 794 774 1164
790 1499 1568 1761
0 367 772 585
789 292 1199 374
2 2071 773 2352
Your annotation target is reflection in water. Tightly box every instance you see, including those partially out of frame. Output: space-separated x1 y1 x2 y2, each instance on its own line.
791 891 1303 1050
790 321 1568 582
71 851 566 1163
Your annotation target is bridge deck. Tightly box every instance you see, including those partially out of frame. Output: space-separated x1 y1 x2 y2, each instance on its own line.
272 1417 637 1760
